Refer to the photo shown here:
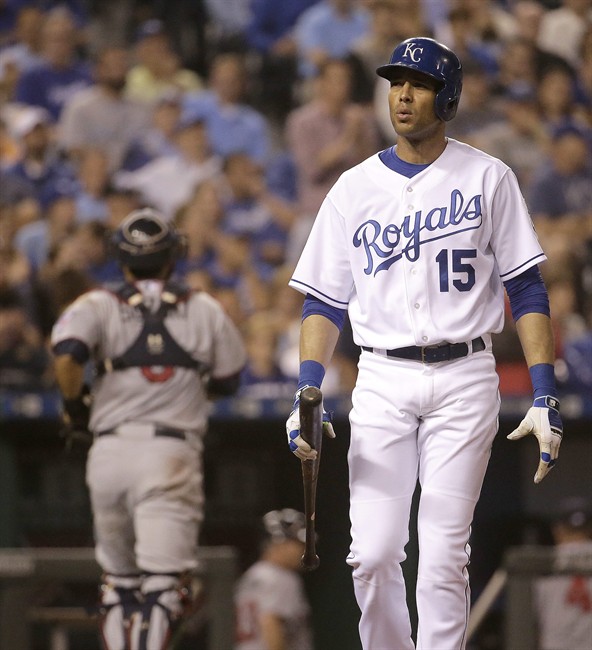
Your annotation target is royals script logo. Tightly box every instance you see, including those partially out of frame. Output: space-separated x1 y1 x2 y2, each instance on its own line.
353 189 483 275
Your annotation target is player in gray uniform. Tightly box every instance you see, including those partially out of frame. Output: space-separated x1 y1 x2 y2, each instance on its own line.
51 208 247 650
234 509 313 650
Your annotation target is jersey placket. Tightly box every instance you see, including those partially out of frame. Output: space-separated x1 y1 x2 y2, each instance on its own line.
401 181 431 346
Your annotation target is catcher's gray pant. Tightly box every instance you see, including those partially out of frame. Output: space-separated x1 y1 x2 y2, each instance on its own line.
346 348 499 650
86 423 204 575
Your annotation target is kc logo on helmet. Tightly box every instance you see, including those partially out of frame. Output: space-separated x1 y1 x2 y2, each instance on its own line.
402 43 423 62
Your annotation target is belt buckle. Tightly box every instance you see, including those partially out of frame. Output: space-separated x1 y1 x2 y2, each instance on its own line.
421 344 449 363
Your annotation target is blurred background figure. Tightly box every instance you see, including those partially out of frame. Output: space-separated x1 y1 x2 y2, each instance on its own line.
3 105 78 212
0 285 53 391
536 0 592 70
234 509 313 650
125 18 203 105
182 51 272 165
534 496 592 650
13 7 92 120
293 0 370 83
246 0 319 123
0 5 44 103
57 44 152 173
114 114 221 220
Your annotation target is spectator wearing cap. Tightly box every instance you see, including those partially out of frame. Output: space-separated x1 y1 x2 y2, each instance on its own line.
534 496 592 650
125 19 203 106
57 45 151 173
113 113 222 219
182 52 272 165
13 7 92 120
3 105 78 211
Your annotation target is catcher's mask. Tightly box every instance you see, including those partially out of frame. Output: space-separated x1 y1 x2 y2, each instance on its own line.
111 208 186 274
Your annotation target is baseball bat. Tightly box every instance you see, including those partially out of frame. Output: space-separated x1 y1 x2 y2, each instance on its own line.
299 386 323 571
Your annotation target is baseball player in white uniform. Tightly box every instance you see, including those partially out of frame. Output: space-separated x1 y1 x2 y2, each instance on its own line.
285 37 564 649
234 509 313 650
51 209 247 650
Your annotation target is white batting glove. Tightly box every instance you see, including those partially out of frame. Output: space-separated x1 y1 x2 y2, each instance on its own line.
286 386 336 461
507 395 563 484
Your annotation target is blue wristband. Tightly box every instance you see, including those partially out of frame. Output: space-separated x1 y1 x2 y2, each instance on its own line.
297 360 325 390
529 363 557 400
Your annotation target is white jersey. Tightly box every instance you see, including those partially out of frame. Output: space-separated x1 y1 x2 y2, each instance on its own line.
234 561 313 650
290 139 546 348
51 280 246 433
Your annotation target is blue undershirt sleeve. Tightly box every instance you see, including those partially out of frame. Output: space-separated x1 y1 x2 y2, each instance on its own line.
503 266 550 322
302 293 347 331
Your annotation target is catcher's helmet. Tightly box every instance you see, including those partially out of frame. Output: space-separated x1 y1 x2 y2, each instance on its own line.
262 509 307 544
376 37 463 122
111 208 185 272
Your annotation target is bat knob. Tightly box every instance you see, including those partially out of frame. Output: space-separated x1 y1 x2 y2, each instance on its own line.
300 386 322 408
301 553 320 571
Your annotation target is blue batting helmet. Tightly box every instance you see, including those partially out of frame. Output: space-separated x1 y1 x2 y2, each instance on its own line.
376 37 463 122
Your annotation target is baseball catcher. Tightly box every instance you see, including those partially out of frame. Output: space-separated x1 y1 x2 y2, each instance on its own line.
51 208 247 649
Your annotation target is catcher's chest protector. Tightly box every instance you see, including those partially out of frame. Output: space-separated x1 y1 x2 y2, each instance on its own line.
97 281 205 376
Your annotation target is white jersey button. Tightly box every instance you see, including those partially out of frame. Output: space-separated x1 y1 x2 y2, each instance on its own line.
422 336 428 342
414 303 420 309
407 187 413 192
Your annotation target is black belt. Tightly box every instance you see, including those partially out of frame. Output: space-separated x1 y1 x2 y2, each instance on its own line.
97 426 186 440
361 336 485 364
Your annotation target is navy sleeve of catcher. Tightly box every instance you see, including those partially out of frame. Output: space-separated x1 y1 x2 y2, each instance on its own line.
302 293 347 331
503 266 550 322
52 338 90 364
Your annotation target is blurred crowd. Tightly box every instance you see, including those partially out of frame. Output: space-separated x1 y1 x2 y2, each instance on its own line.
1 0 591 402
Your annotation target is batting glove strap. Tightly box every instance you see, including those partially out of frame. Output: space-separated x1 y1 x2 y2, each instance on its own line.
507 395 563 484
286 387 336 461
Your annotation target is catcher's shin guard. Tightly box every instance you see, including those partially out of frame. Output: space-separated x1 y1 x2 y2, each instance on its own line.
131 574 192 650
98 574 142 650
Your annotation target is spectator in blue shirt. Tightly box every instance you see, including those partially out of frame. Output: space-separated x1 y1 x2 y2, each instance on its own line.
293 0 370 79
4 105 78 211
182 52 271 165
14 6 92 120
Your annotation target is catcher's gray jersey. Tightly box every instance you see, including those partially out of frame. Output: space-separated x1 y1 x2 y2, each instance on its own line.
234 560 312 650
51 280 246 433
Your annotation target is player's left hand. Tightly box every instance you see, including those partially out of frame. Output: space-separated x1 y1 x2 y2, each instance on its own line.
286 386 335 461
507 395 563 484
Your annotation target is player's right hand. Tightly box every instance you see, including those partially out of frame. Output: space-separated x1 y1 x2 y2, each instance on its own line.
507 395 563 484
286 386 335 461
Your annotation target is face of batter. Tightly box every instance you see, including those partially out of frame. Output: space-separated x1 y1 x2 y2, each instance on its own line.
387 69 445 151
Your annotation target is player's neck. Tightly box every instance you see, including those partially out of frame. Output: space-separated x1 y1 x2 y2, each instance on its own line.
395 135 448 165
